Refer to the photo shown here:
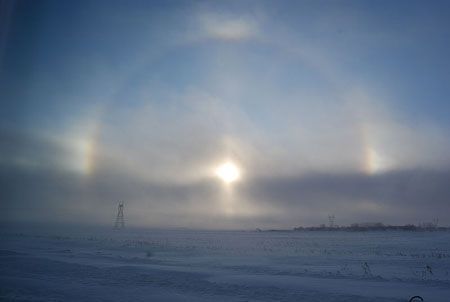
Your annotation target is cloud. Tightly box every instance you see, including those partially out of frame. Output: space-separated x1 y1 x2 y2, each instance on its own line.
241 169 450 226
0 129 82 172
2 127 450 228
195 12 260 41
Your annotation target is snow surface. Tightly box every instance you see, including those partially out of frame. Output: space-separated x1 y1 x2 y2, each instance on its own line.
1 228 450 301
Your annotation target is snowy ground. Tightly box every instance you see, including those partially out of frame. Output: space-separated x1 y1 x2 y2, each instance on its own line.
1 228 450 301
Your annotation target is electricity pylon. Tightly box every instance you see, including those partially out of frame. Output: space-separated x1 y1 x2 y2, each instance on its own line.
328 214 335 228
114 201 125 229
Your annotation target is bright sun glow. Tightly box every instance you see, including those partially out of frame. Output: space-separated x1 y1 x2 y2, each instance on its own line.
215 161 241 183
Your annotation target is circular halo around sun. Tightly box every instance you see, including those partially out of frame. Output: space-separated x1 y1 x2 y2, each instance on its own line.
215 161 241 183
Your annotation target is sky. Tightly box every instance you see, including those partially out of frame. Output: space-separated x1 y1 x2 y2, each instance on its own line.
1 0 450 229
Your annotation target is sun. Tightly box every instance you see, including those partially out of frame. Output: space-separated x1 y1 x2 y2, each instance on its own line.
215 161 241 183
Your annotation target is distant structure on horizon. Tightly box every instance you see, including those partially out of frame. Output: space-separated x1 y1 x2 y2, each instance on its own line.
293 220 448 232
114 201 125 229
328 215 336 228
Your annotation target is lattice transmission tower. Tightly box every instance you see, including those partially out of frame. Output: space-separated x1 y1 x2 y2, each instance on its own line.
328 214 335 228
114 201 125 229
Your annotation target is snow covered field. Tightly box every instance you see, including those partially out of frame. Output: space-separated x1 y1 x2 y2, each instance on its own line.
1 228 450 301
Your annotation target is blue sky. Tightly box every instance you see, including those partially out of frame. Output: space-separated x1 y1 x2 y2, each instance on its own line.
1 0 450 228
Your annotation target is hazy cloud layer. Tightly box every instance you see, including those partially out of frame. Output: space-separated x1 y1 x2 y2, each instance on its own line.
2 130 450 229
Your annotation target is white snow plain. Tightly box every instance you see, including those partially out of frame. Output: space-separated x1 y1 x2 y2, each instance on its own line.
1 228 449 301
